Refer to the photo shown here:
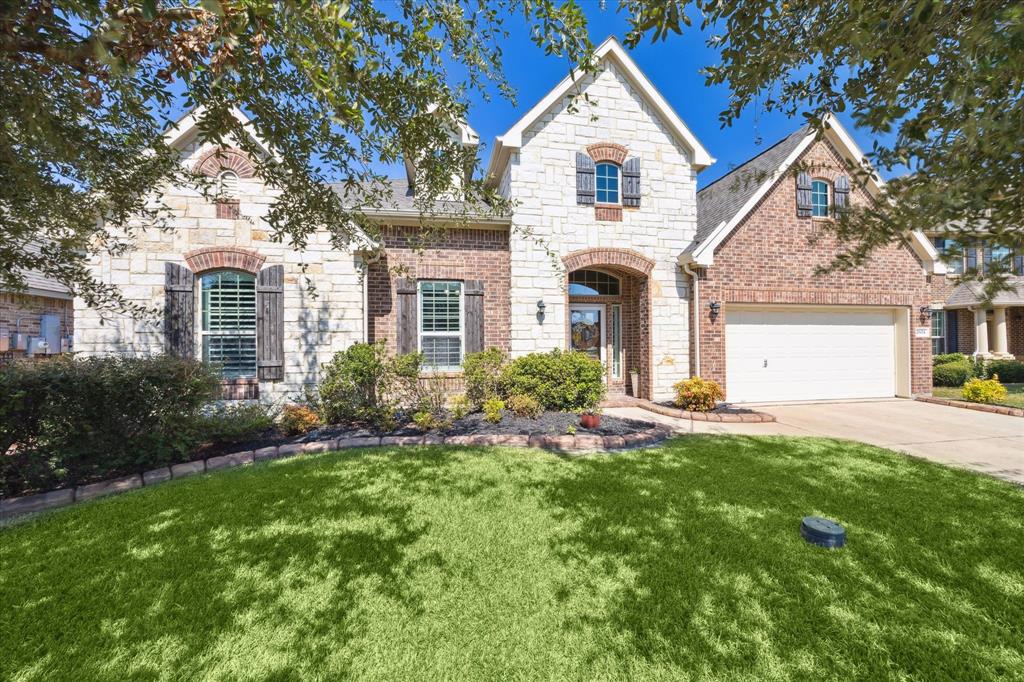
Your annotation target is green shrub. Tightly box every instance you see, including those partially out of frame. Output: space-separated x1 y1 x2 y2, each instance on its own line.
507 393 543 418
448 394 472 421
961 376 1008 404
970 355 987 378
195 402 277 444
500 350 605 411
463 348 507 408
483 397 505 423
986 359 1024 383
932 352 966 367
672 376 725 412
412 410 440 432
932 360 972 387
0 356 221 496
279 404 321 436
317 342 421 429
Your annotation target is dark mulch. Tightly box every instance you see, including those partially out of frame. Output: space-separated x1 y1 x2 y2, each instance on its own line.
193 411 654 458
656 401 762 415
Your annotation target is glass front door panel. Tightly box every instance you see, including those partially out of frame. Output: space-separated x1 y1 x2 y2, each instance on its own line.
571 309 602 360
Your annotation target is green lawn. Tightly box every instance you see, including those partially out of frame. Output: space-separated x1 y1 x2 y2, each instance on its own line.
2 438 1023 680
933 382 1024 409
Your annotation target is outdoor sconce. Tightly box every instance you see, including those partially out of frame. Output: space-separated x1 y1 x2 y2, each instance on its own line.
709 300 721 316
919 305 933 319
536 299 546 322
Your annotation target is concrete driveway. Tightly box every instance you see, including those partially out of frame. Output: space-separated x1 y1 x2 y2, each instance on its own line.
608 399 1024 485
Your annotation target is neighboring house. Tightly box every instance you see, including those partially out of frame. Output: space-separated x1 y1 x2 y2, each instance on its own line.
75 36 947 403
927 239 1024 359
1 266 74 360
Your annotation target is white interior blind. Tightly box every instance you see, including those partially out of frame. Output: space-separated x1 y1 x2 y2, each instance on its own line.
419 281 462 370
201 271 257 378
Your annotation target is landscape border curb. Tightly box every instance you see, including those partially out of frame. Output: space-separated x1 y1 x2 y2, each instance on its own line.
1 426 672 520
916 395 1023 418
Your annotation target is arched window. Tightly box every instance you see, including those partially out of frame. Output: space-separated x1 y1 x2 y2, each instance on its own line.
217 170 239 198
811 179 830 217
596 162 620 204
201 271 257 378
569 270 620 296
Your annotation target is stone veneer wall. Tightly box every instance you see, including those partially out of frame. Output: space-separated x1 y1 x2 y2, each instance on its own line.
503 60 699 401
366 225 511 358
697 138 935 398
74 136 365 401
1 293 73 357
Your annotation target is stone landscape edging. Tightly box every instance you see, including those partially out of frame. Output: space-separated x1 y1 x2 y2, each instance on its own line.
916 395 1024 418
603 397 776 423
0 426 672 520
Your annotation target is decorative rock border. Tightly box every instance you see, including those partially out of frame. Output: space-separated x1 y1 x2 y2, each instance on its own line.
602 397 776 423
916 396 1023 418
0 426 672 520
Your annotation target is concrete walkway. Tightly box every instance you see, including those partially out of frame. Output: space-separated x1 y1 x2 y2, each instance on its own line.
607 399 1024 485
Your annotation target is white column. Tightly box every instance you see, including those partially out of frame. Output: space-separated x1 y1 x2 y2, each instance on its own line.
993 307 1008 355
974 308 989 356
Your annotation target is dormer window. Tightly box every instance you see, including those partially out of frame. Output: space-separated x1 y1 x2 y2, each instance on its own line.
596 162 620 204
811 179 830 217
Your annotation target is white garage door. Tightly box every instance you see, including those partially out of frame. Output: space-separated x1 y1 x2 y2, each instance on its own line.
726 308 897 403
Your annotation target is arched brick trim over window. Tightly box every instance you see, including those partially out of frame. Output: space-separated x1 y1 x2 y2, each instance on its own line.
193 147 256 179
184 247 266 275
586 142 628 165
562 248 654 277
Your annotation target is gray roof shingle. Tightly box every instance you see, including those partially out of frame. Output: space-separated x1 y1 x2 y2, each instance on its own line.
329 178 471 215
946 277 1024 307
691 125 811 252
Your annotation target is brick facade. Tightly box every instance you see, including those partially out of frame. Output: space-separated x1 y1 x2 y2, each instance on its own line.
1 293 73 359
695 138 935 398
367 225 511 357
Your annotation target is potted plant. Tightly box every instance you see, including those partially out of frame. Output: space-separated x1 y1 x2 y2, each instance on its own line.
629 368 640 396
580 407 602 429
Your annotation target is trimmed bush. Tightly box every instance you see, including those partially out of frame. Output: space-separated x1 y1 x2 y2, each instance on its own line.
463 348 508 408
196 402 277 443
962 377 1008 404
317 342 420 430
0 356 221 497
507 393 543 418
500 350 606 411
279 404 321 436
483 398 505 424
986 359 1024 383
932 353 966 367
932 360 972 387
672 376 725 412
448 394 472 421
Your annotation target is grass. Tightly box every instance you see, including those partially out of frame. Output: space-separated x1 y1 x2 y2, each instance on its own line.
2 437 1023 680
933 382 1024 409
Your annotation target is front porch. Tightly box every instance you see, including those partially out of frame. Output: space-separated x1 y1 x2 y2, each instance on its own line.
944 278 1024 358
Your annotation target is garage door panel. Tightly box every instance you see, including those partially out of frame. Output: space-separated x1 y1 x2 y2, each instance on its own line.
726 309 896 403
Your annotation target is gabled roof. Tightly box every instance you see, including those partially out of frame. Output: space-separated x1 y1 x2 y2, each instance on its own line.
485 35 713 186
682 115 944 274
163 106 279 161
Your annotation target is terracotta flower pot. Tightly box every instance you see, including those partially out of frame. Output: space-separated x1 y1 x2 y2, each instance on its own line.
580 414 601 429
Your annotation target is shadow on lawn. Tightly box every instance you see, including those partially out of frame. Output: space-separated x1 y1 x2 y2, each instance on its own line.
0 448 474 679
536 436 1024 679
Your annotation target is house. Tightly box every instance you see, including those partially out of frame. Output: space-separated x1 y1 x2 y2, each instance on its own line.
926 240 1024 359
74 36 947 404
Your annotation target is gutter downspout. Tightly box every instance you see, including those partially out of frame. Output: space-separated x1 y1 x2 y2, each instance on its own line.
682 261 700 378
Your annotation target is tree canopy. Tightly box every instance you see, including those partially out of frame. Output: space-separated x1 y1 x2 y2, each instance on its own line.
621 0 1024 294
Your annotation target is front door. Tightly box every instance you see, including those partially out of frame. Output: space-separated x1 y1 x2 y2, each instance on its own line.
570 306 604 362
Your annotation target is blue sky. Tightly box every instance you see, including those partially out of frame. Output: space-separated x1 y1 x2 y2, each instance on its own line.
453 6 887 189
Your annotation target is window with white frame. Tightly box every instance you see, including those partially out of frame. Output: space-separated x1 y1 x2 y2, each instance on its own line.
419 281 463 370
201 271 257 377
217 170 239 198
596 162 620 204
810 179 830 217
930 310 945 355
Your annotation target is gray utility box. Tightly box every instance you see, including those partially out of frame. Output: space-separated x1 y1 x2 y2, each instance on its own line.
40 314 61 355
10 332 28 351
26 336 50 357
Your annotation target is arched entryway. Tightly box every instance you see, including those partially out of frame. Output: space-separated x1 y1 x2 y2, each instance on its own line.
563 248 654 399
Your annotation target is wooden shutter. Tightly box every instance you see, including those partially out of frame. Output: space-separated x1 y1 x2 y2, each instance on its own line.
164 262 195 359
966 242 978 271
576 153 595 205
796 172 813 217
622 157 641 207
945 310 958 353
256 265 285 381
464 280 485 355
834 175 850 211
396 278 418 355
